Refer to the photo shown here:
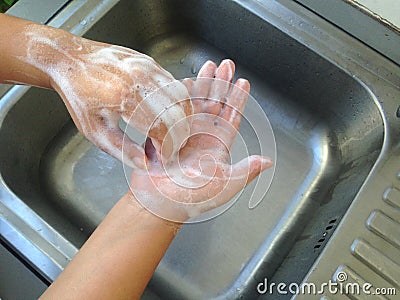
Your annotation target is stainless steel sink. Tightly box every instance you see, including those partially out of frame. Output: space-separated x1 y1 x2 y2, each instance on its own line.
1 0 399 299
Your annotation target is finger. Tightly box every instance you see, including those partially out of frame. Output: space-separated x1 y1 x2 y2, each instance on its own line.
182 77 202 116
192 60 217 114
182 78 194 95
126 80 191 161
197 60 217 78
91 119 147 169
122 134 148 169
206 59 235 115
220 78 250 130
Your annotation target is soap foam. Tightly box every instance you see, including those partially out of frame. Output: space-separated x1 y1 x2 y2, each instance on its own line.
20 24 191 166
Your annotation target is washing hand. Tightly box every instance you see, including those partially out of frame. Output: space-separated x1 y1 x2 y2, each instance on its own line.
15 21 192 168
129 59 273 222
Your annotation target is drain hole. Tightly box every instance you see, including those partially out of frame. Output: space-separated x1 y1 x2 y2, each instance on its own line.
396 106 400 118
313 218 338 252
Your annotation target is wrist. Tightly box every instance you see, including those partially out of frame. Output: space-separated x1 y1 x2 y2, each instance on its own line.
122 191 183 234
16 20 90 91
30 27 83 90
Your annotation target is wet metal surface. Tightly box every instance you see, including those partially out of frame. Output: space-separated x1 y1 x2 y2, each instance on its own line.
1 0 398 299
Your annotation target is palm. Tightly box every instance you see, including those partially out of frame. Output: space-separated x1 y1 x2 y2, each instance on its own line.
129 60 272 222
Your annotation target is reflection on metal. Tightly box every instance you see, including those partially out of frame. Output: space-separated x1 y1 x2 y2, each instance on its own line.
333 265 388 300
351 239 400 287
383 187 400 209
6 0 70 24
367 210 400 249
346 0 400 33
295 0 400 64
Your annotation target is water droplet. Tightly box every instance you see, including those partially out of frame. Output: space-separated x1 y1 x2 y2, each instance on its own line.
191 65 197 74
299 21 305 27
80 19 87 26
180 57 185 64
89 17 95 22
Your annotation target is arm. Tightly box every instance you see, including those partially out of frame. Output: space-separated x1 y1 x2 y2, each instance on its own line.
0 13 192 166
0 13 52 87
40 60 272 299
40 192 180 300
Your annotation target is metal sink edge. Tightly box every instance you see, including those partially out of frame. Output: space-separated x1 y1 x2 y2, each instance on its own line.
0 0 398 297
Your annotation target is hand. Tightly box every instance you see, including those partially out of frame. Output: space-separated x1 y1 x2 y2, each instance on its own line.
129 59 273 222
22 24 192 168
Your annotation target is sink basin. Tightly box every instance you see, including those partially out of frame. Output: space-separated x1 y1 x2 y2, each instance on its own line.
0 0 388 299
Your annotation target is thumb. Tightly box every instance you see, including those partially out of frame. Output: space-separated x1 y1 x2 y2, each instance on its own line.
231 155 273 187
122 134 148 169
91 121 147 169
212 155 273 208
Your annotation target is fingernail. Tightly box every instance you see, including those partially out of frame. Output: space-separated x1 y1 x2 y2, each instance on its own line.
235 79 251 92
199 61 215 73
261 157 273 167
222 59 235 69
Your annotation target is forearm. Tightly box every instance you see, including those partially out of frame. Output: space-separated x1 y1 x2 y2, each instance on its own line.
40 192 181 300
0 13 92 89
0 14 50 87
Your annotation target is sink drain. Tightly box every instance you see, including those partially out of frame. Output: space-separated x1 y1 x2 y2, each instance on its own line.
313 218 337 251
